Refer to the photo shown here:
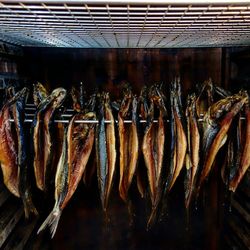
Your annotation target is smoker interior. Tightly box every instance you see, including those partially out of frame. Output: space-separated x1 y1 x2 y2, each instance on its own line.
0 1 250 249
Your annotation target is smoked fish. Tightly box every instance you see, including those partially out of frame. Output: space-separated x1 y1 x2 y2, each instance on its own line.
184 94 200 209
118 89 139 202
136 87 148 198
32 88 67 191
96 93 116 211
142 85 166 227
167 80 187 191
0 88 27 197
38 111 96 238
229 96 250 192
12 87 38 218
198 92 248 192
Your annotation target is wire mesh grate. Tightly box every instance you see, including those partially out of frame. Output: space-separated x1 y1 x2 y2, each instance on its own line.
0 1 250 47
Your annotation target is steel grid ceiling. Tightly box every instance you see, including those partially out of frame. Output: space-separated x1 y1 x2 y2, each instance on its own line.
0 1 250 48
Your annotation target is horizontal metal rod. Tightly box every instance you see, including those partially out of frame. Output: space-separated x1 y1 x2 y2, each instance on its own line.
8 117 246 124
2 0 250 4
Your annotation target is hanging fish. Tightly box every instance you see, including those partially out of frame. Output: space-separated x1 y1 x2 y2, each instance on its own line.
136 87 148 198
0 88 27 197
118 88 139 202
96 93 116 211
197 92 248 192
37 111 96 238
229 95 250 192
221 115 242 186
12 87 38 218
82 94 97 186
33 82 48 106
184 93 200 209
167 79 187 191
142 85 166 228
32 88 67 191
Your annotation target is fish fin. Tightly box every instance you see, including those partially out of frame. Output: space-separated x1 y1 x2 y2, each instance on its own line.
37 207 61 238
23 200 38 219
147 206 158 230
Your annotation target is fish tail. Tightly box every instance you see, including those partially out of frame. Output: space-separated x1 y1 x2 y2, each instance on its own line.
23 199 38 219
37 207 61 238
147 206 158 230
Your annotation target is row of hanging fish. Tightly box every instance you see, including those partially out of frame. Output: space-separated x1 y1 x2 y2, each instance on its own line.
0 79 249 238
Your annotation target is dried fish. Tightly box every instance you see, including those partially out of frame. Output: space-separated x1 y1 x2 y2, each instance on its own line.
118 89 139 202
12 87 38 218
32 88 67 191
37 111 96 238
184 93 200 209
96 93 116 211
229 96 250 192
142 85 166 228
0 89 26 197
198 92 248 192
167 80 187 191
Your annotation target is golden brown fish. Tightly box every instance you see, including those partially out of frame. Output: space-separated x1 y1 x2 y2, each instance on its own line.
32 88 67 191
229 96 250 192
0 90 25 197
198 92 248 192
37 111 96 238
118 89 139 202
167 80 187 191
184 93 200 209
142 85 166 228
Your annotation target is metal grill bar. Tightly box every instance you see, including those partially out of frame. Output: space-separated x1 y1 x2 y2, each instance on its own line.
0 1 250 47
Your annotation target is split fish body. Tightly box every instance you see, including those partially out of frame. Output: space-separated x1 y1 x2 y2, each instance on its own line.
184 94 200 209
33 88 67 191
38 111 96 238
96 93 116 211
229 97 250 192
12 87 38 218
142 86 166 227
0 89 28 197
118 90 139 202
167 81 187 192
198 93 248 191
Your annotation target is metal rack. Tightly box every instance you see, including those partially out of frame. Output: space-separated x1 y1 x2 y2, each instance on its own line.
0 1 250 48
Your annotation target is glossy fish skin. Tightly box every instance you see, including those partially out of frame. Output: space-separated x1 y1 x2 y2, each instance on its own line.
96 93 116 211
167 81 187 191
229 97 250 192
118 90 139 202
12 87 38 218
33 82 48 106
198 93 248 192
136 87 148 198
33 88 67 191
142 86 166 227
184 94 200 209
38 111 96 238
0 89 27 197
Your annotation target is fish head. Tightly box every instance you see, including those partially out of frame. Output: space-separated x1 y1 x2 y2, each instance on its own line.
50 88 67 108
208 92 247 120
